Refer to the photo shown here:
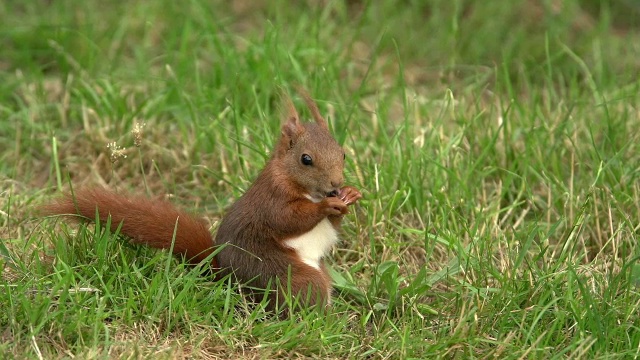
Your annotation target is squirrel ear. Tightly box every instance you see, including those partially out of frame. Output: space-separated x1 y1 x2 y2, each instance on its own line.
296 86 328 130
281 114 304 143
280 96 305 149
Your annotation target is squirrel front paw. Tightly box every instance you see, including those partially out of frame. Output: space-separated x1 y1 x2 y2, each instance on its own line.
322 196 348 216
339 186 362 206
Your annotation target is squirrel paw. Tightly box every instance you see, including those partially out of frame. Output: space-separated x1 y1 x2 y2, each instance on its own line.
323 196 348 215
339 186 362 206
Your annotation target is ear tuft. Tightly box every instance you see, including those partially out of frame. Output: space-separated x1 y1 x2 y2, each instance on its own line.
296 86 328 129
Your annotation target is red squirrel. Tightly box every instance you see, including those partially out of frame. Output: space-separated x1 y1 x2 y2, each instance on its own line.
43 92 362 309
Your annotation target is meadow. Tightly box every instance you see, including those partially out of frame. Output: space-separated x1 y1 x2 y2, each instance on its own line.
1 0 640 358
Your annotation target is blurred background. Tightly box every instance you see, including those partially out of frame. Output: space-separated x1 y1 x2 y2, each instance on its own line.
2 0 639 89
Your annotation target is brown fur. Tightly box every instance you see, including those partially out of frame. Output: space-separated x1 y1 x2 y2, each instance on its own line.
43 189 217 267
42 91 362 309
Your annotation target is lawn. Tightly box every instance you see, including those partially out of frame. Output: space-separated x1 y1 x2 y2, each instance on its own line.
2 0 640 358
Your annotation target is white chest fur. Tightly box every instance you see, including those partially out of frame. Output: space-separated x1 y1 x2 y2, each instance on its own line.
284 218 339 270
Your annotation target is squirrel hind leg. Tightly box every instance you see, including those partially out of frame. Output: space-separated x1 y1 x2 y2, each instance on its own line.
277 264 332 309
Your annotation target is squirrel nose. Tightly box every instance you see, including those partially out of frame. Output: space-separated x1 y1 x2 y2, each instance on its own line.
331 179 343 189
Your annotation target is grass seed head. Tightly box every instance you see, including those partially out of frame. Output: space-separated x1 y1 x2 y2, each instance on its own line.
107 141 127 163
132 121 146 147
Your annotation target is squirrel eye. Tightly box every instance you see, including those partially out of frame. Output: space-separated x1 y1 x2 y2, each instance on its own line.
343 153 346 160
301 154 313 166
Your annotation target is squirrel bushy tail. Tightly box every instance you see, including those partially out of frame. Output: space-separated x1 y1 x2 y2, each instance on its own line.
42 188 217 266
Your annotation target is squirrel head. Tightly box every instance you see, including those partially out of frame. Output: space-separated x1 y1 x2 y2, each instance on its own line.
274 92 345 202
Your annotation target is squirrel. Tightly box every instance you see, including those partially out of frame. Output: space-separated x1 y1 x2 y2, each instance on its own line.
42 91 362 310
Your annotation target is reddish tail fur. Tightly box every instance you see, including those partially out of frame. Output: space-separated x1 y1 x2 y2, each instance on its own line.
42 188 217 267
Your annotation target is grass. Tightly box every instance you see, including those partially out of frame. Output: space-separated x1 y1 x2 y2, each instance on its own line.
2 0 640 358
